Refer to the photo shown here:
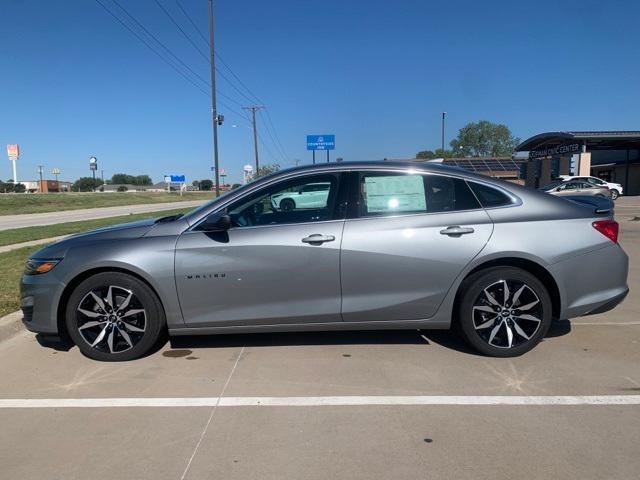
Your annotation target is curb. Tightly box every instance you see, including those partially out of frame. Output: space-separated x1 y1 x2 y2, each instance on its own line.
0 310 24 343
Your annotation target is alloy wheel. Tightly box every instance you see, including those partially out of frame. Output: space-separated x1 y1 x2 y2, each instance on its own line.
471 279 543 349
76 285 146 354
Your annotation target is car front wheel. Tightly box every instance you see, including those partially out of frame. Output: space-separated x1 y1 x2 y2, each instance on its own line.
456 267 552 357
65 272 166 361
610 189 619 200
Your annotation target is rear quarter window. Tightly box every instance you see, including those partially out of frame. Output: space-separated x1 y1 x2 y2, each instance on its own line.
468 182 514 208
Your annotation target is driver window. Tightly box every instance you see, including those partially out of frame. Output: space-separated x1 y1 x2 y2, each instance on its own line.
227 174 339 227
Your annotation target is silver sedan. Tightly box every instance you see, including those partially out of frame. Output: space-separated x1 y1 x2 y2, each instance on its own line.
21 162 629 361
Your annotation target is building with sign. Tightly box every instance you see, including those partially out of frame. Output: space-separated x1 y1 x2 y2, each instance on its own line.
516 131 640 195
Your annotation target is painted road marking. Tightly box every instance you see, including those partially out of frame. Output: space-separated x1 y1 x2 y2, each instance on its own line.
0 395 639 409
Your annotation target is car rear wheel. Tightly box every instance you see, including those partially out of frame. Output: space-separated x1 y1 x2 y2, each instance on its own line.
610 189 619 200
280 198 296 211
456 267 552 357
65 272 166 361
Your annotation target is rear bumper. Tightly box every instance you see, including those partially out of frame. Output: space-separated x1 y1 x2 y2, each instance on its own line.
549 243 629 319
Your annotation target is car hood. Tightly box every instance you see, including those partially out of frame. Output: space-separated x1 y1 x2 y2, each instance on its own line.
30 218 158 259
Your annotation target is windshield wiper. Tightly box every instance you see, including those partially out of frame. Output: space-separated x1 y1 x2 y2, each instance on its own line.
155 214 183 224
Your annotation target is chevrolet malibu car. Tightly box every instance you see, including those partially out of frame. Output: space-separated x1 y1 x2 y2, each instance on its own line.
21 162 629 361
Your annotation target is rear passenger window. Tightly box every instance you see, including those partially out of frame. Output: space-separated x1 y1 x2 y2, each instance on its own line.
468 182 513 208
358 172 480 216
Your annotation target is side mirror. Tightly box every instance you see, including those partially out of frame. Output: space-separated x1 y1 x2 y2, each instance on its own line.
198 213 231 232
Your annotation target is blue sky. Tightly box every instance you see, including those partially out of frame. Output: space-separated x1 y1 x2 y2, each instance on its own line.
1 0 638 184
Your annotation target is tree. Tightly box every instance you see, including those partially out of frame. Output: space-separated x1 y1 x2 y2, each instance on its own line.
72 177 104 192
0 181 26 193
254 163 280 180
199 179 213 191
134 175 152 186
110 173 153 185
449 120 519 157
416 149 455 159
191 180 200 189
117 185 128 192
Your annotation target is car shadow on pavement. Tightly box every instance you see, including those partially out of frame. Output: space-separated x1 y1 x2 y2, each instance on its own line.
416 319 572 356
170 329 430 350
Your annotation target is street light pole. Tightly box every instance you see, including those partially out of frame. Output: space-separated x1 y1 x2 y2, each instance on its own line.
441 112 446 152
208 0 220 197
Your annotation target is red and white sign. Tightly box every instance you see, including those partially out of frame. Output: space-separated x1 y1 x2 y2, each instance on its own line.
7 144 19 160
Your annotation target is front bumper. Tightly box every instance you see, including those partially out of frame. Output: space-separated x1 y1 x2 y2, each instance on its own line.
20 273 67 334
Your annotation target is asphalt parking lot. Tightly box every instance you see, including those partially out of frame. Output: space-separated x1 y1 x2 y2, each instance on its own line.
1 199 639 480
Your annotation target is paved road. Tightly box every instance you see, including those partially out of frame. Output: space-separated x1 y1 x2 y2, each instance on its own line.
0 200 205 231
0 203 638 479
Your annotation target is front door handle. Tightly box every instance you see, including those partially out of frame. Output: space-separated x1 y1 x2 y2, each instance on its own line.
302 234 335 245
440 226 475 236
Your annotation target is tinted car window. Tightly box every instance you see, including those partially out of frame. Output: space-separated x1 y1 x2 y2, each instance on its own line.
468 182 514 207
227 174 339 227
358 172 480 217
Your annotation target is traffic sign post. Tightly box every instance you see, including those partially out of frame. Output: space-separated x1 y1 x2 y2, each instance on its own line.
164 175 186 194
306 135 335 164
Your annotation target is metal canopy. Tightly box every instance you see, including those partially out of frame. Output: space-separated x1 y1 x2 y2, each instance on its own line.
517 131 640 152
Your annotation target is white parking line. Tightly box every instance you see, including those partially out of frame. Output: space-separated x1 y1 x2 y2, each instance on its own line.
0 395 639 408
571 321 640 326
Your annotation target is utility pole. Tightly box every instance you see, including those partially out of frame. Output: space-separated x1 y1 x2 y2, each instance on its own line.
37 165 44 193
441 112 447 152
208 0 220 197
242 105 264 174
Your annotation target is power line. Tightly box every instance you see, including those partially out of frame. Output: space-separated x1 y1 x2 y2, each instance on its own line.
171 0 290 164
174 0 263 105
94 0 209 95
109 0 209 87
261 109 289 161
175 0 208 44
152 0 209 61
258 110 287 163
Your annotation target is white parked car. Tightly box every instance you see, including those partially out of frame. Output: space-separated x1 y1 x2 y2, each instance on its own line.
558 175 623 199
270 182 331 211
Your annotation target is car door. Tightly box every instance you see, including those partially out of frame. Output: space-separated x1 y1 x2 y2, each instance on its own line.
175 172 345 328
340 170 493 322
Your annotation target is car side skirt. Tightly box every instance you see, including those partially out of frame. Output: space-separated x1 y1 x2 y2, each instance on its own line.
169 318 451 336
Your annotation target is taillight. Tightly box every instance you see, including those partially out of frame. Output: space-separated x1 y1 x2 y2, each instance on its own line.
592 220 619 243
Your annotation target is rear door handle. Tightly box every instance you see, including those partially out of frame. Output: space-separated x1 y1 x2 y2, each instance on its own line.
302 234 335 244
440 226 475 236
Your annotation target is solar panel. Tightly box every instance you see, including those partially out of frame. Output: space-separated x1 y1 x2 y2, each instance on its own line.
443 158 524 174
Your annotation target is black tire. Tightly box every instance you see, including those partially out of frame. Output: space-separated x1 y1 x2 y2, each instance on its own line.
279 198 296 212
65 272 166 361
455 267 552 357
610 189 619 200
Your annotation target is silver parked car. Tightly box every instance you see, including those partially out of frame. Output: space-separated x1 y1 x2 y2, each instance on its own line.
540 180 611 198
21 162 628 361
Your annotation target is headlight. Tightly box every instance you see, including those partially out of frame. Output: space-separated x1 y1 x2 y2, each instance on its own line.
24 259 61 275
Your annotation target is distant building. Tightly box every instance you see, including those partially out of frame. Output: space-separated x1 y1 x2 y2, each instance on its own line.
22 180 72 193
